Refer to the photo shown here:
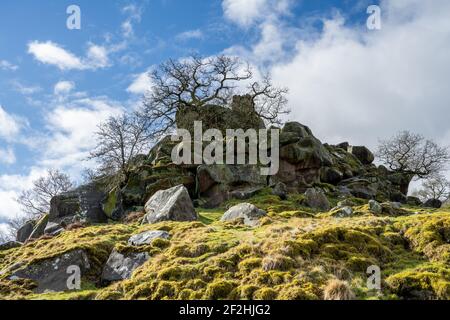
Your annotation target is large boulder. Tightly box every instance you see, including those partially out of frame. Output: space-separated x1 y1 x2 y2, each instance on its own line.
128 230 170 246
423 199 442 209
304 188 331 211
197 164 267 208
221 203 267 227
50 183 108 224
276 122 334 191
101 249 150 282
349 146 374 165
16 220 35 243
272 182 288 200
369 200 382 214
10 249 91 293
143 185 198 224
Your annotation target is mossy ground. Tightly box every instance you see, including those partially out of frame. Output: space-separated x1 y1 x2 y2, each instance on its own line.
1 189 449 300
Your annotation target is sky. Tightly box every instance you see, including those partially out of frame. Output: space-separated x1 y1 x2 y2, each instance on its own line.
1 0 449 234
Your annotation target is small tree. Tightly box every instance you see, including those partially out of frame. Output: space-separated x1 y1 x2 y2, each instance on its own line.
413 174 450 202
140 55 289 139
377 131 450 194
89 113 151 186
16 169 74 217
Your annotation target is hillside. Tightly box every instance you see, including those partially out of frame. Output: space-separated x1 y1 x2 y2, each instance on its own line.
1 113 449 301
1 188 449 300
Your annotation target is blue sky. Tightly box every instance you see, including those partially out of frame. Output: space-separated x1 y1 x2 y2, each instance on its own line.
1 0 449 228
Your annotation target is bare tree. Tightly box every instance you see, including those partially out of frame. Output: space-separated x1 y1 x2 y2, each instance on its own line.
377 131 450 178
413 174 450 202
89 113 151 186
16 169 74 218
140 55 289 139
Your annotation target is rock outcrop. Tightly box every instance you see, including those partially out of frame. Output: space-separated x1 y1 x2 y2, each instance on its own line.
50 183 108 224
9 250 91 293
128 230 170 246
221 203 267 226
143 185 198 224
101 250 150 282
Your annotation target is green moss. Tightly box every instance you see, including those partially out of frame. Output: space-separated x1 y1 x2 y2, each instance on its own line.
205 280 237 299
253 287 278 300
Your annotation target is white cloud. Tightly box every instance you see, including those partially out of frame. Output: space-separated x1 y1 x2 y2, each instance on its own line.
42 96 123 171
0 147 16 165
0 105 24 140
28 41 85 70
176 29 204 41
12 80 42 95
0 60 18 71
54 81 75 95
86 44 110 69
121 4 143 38
222 0 291 27
28 41 111 71
227 0 450 153
127 71 153 94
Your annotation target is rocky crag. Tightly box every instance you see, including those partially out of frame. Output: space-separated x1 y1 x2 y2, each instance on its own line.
0 97 448 300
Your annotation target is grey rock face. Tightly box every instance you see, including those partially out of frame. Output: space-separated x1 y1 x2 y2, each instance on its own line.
272 182 288 200
128 230 170 246
49 183 108 224
143 185 198 224
16 221 35 243
44 222 64 236
197 164 267 208
221 203 267 227
334 206 354 218
101 249 150 282
349 146 374 165
304 188 331 211
369 200 382 214
10 249 91 293
423 199 442 209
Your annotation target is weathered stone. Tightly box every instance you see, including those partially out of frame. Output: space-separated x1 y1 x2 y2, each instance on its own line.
44 222 64 236
101 249 150 282
423 199 442 209
406 196 422 206
337 199 356 208
229 187 264 200
221 203 267 227
29 214 49 240
197 164 266 208
369 200 382 214
333 206 354 218
349 146 374 165
143 185 198 224
272 182 288 200
16 221 35 243
128 230 170 246
11 249 91 293
50 183 108 223
321 167 344 185
304 188 330 211
0 241 21 251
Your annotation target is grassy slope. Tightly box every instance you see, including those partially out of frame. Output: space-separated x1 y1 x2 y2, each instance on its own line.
0 189 449 300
